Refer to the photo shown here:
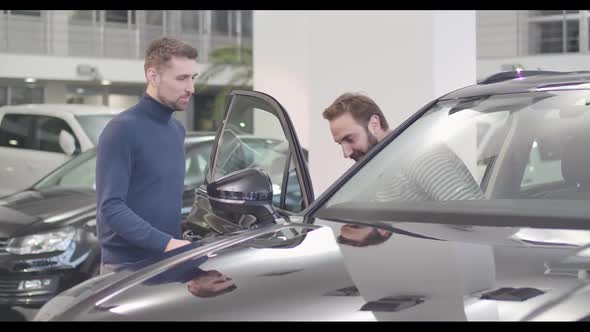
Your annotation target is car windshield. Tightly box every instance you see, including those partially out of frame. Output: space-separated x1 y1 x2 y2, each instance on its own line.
34 141 214 191
320 90 590 226
75 114 116 145
33 148 97 190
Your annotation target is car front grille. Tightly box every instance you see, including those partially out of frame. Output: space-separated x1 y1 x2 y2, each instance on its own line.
0 275 59 299
0 278 19 292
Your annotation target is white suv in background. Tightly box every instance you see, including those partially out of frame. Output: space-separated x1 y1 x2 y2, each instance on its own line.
0 104 121 196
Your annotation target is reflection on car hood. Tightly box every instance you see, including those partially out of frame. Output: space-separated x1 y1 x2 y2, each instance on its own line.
0 188 95 237
39 218 590 321
40 224 376 321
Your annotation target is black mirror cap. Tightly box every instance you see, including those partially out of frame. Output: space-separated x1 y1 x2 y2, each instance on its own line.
206 168 278 228
207 168 273 202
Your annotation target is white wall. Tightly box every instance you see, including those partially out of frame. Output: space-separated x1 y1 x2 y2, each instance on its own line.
0 53 147 83
435 11 478 176
435 11 477 97
253 12 311 147
476 11 519 58
108 94 139 109
254 10 476 196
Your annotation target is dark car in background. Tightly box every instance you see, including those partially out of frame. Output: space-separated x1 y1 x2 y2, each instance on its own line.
38 72 590 321
0 132 217 308
0 129 307 309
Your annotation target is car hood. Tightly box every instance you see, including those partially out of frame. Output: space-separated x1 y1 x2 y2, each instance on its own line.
39 219 590 321
0 188 95 237
39 224 376 321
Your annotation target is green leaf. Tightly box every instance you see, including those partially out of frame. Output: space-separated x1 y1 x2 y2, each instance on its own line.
196 43 253 130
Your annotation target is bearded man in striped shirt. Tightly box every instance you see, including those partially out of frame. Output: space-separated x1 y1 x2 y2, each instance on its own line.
323 92 484 247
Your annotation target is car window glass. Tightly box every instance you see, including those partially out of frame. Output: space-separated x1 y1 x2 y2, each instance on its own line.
212 94 300 212
520 140 563 188
185 143 212 188
58 155 96 188
283 153 304 212
34 116 79 153
33 148 97 189
323 91 590 216
0 114 33 149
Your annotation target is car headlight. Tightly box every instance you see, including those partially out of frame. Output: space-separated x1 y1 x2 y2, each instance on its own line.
6 226 76 255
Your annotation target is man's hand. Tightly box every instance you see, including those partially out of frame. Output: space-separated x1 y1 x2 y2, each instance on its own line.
165 238 191 252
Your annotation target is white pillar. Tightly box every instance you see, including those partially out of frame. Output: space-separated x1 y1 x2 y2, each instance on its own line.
50 11 70 56
254 10 476 196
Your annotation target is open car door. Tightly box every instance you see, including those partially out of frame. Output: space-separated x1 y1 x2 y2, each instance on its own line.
184 90 313 238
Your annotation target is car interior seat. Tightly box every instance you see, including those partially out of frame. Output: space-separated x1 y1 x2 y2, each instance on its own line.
559 127 590 199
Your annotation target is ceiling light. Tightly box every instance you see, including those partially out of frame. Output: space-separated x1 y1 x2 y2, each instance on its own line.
25 78 36 83
101 80 111 86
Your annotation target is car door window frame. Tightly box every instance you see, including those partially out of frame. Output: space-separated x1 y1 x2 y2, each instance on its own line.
32 115 80 154
306 99 439 218
206 90 314 212
0 113 34 150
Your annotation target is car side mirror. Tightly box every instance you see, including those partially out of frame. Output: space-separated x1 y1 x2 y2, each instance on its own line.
206 168 279 228
58 130 77 156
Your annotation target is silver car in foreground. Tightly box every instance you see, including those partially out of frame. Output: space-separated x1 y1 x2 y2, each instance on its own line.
37 71 590 321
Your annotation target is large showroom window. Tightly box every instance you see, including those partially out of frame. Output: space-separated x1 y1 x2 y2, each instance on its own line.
181 10 202 34
0 87 6 106
477 10 590 58
0 86 44 106
105 10 135 25
528 10 589 54
10 86 44 105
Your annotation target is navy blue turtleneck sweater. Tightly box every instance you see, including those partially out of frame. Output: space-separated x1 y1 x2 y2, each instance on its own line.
96 92 186 265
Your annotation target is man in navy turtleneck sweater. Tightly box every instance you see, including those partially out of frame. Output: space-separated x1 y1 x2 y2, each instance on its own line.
96 37 199 274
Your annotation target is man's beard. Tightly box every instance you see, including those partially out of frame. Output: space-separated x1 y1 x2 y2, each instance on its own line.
157 92 186 112
351 128 379 162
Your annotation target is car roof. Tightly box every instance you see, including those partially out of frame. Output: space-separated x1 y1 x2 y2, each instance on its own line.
440 72 590 100
0 104 122 116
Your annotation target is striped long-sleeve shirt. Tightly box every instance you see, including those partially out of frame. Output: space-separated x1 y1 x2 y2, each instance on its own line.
374 144 485 202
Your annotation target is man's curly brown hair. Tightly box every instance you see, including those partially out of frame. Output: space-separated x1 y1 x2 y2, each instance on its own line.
144 37 198 74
